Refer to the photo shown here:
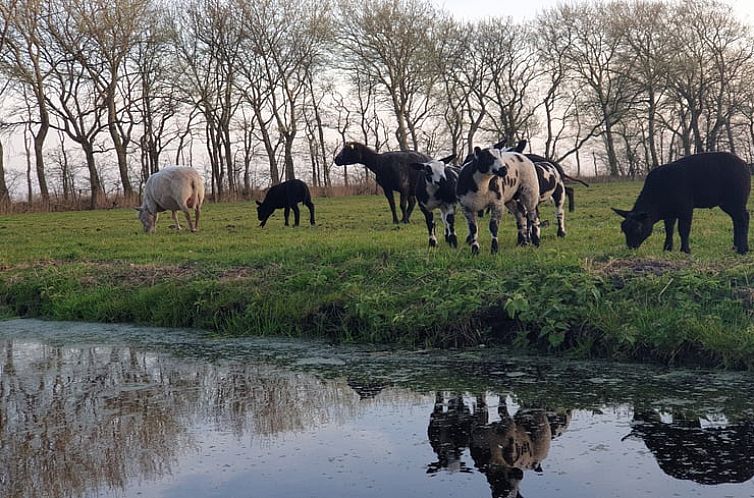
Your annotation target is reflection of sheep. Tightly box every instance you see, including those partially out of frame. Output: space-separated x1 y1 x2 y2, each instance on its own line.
426 393 571 498
470 401 571 498
426 393 477 474
626 409 754 485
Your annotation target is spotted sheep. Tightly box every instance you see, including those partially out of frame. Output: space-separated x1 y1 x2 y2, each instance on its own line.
136 166 205 233
612 151 750 254
410 154 460 247
457 145 541 255
501 140 590 238
334 142 428 224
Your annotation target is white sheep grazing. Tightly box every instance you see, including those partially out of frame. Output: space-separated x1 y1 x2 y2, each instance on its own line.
136 166 205 233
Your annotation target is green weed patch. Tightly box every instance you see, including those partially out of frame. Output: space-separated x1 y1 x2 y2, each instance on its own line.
1 183 754 368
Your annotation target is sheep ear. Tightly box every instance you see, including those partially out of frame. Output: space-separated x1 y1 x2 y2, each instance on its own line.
493 139 507 149
409 162 426 171
134 207 142 212
612 208 630 219
255 200 262 206
474 146 482 157
514 140 527 153
439 154 456 164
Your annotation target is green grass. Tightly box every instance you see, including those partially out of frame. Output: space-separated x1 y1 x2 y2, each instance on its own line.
2 181 754 368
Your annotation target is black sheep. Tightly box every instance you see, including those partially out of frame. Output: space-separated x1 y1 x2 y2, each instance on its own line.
613 151 750 254
256 179 315 227
334 142 429 224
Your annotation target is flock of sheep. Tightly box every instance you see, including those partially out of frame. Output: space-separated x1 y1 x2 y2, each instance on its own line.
136 140 752 255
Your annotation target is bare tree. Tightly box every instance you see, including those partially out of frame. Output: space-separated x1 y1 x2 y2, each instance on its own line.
545 2 638 175
132 7 182 181
236 0 332 184
0 0 48 204
336 0 440 151
41 1 108 208
172 0 243 199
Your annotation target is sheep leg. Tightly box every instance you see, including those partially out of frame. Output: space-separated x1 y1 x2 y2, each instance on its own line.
384 191 400 224
489 206 503 254
420 204 437 247
553 184 566 237
183 210 196 232
678 212 693 254
721 205 749 254
508 200 528 246
463 208 480 255
284 206 291 226
442 205 457 248
292 204 301 227
194 207 201 230
169 210 182 230
305 200 316 225
527 207 541 247
406 195 417 223
663 218 676 251
399 192 409 224
736 210 750 254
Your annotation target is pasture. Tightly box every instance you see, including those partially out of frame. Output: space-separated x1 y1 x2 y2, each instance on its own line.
1 180 754 368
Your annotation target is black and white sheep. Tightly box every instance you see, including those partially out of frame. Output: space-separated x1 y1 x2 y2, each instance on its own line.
457 146 541 254
409 154 459 247
612 151 750 254
334 142 429 224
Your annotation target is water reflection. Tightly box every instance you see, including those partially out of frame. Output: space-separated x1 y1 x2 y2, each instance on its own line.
3 321 754 498
626 408 754 485
0 339 362 498
427 392 571 498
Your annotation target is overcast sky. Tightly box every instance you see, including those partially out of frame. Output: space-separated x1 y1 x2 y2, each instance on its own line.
433 0 754 23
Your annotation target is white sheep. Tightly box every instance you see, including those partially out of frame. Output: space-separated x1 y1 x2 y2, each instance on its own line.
136 166 205 233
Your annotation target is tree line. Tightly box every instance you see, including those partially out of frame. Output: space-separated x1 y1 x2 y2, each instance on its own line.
0 0 751 209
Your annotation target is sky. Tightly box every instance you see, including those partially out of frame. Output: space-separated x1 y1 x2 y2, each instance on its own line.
434 0 754 23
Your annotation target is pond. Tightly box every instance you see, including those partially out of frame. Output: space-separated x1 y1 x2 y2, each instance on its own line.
1 319 754 498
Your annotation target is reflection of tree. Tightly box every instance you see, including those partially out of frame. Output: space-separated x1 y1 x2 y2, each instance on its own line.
626 408 754 485
0 340 361 498
426 392 571 498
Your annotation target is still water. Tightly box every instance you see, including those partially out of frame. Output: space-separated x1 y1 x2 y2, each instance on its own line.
1 319 754 498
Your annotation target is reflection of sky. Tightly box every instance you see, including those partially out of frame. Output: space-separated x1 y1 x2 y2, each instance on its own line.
524 408 743 498
4 320 754 498
107 404 754 498
132 400 491 498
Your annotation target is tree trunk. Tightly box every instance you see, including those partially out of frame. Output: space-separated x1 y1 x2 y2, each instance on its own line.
283 137 296 181
107 90 134 201
603 119 620 176
82 143 103 209
33 123 50 204
0 140 10 208
646 91 659 167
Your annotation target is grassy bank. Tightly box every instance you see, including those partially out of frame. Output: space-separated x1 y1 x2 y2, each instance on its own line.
1 181 754 368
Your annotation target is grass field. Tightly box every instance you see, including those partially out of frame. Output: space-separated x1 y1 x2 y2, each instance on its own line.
2 180 754 368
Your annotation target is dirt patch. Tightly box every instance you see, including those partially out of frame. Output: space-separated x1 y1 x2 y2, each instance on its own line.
0 260 271 288
588 258 689 278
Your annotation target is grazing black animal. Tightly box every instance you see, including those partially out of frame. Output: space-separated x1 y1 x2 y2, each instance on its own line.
256 179 315 227
410 154 459 247
334 142 429 224
612 151 750 254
